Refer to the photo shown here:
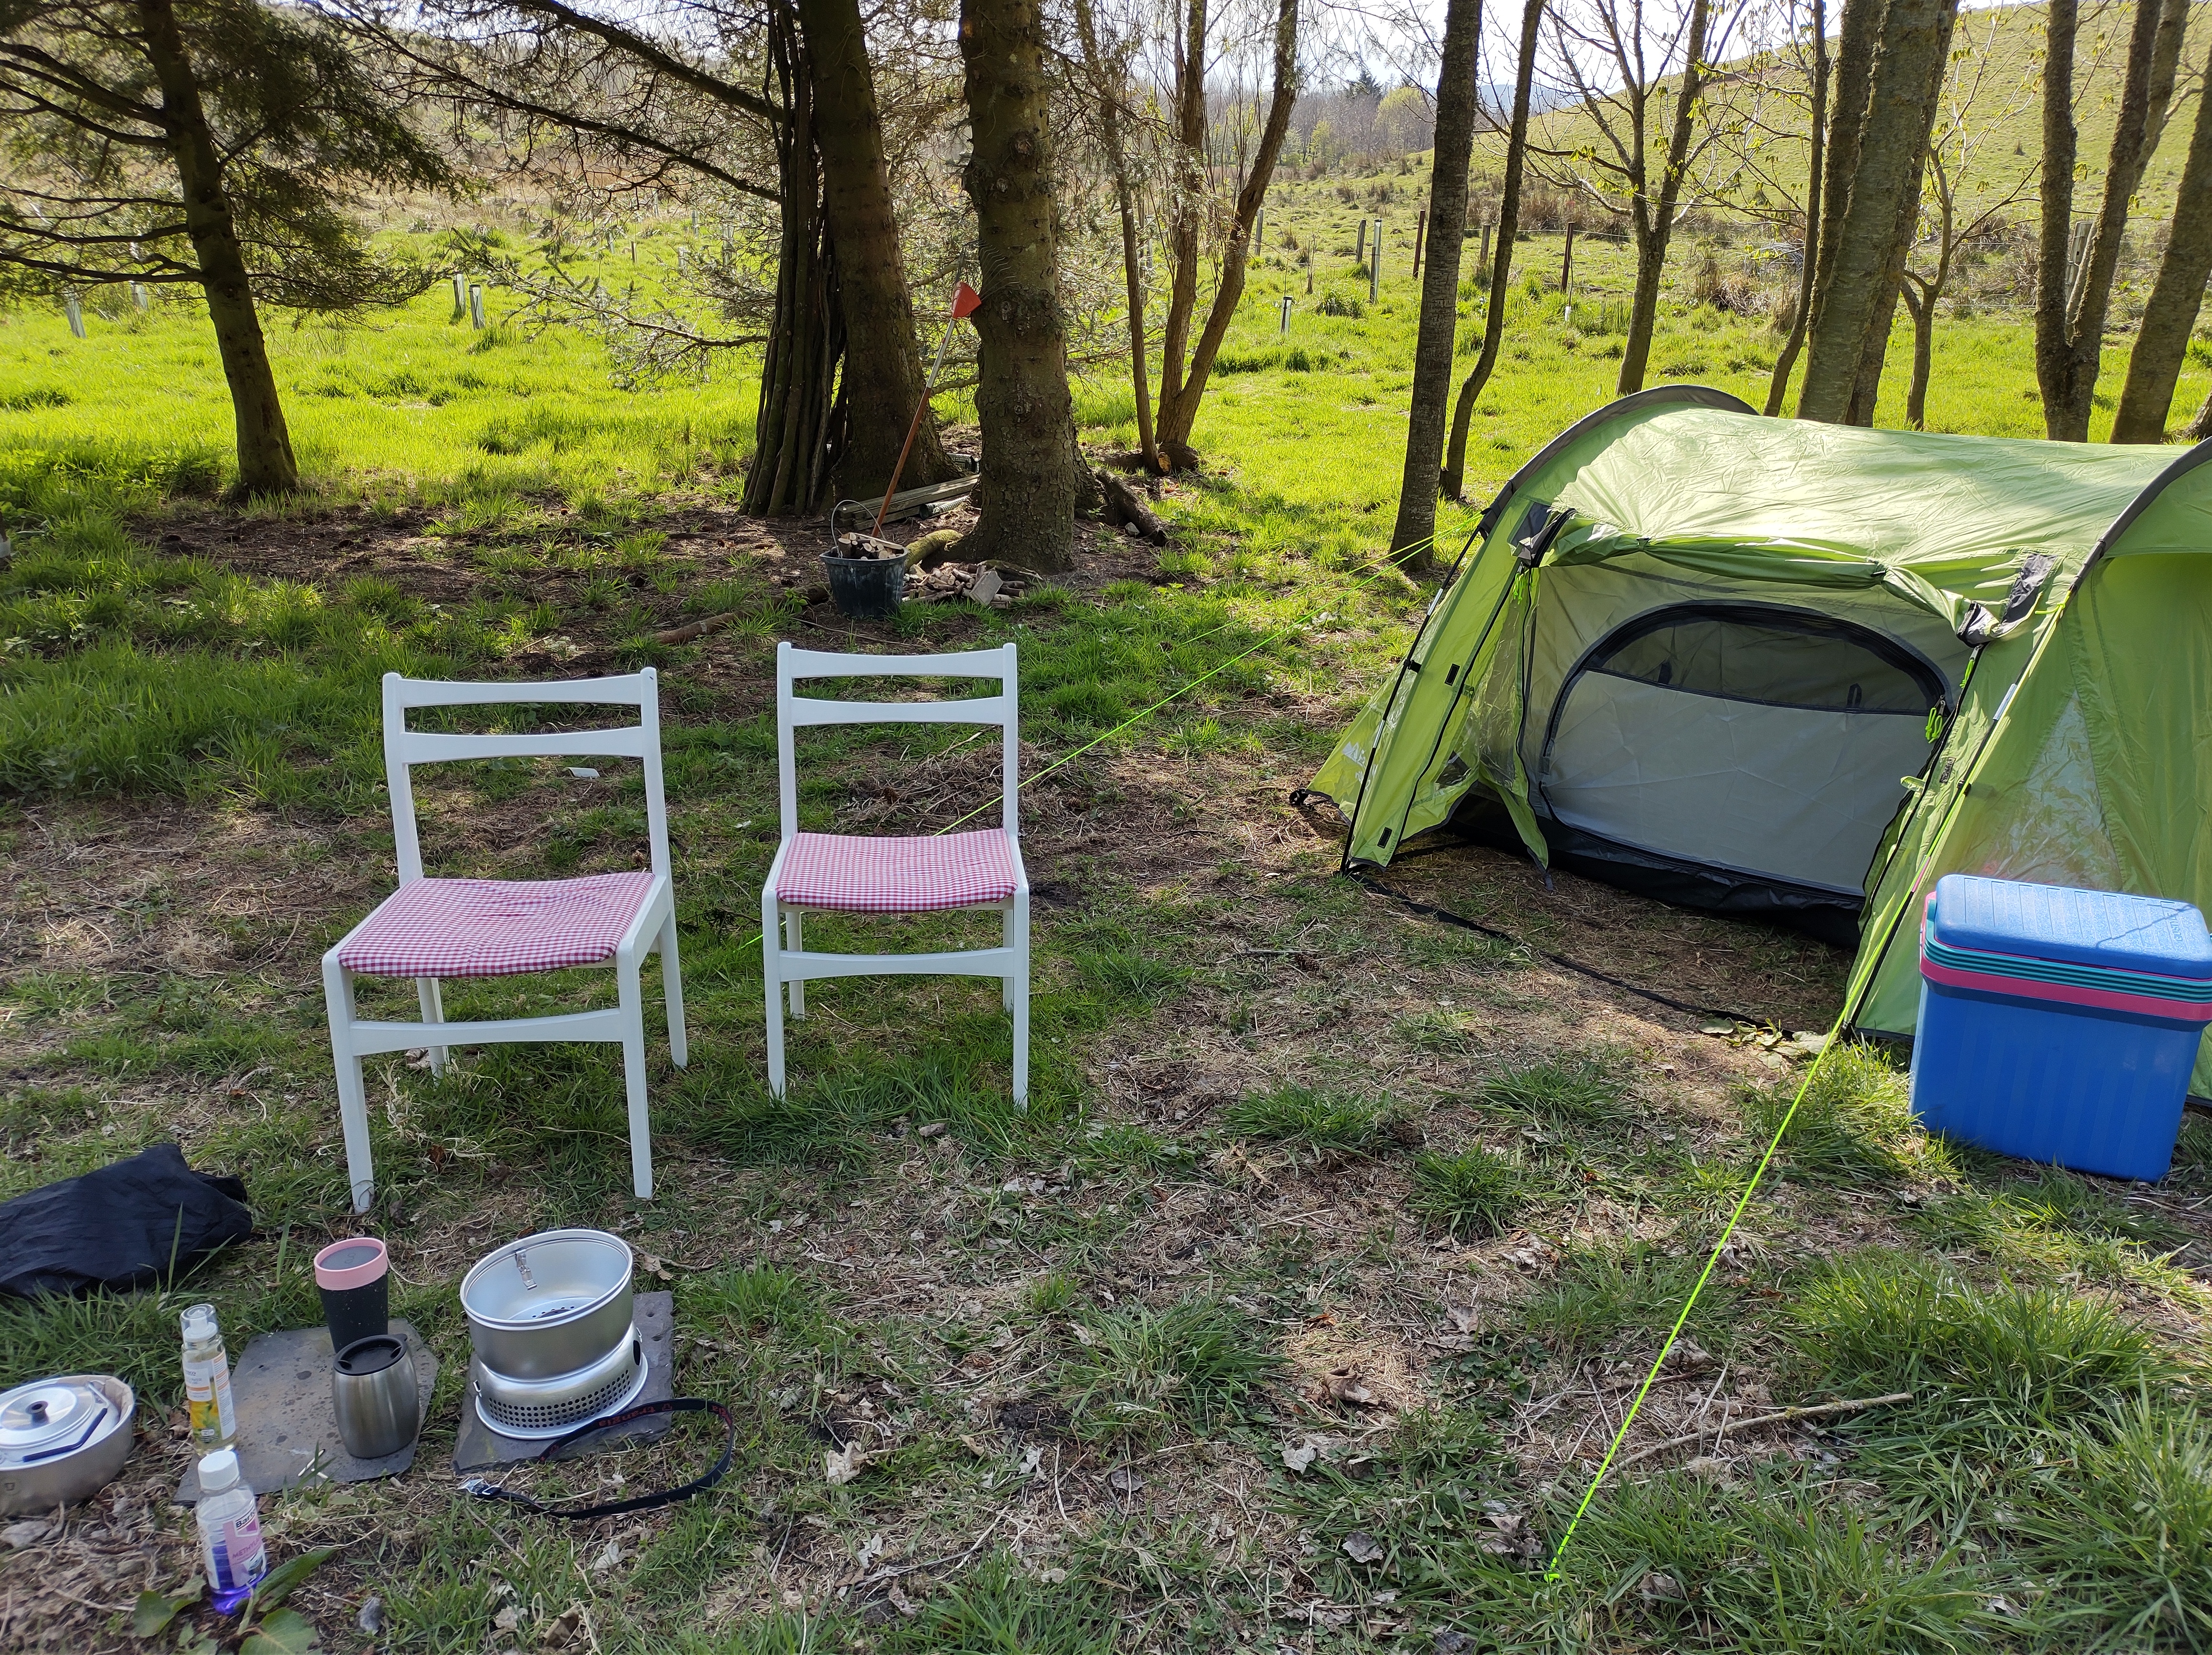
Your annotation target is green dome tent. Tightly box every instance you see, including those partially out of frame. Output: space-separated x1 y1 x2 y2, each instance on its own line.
1307 387 2212 1093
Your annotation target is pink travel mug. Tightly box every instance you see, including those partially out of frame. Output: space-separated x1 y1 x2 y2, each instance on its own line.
313 1237 390 1353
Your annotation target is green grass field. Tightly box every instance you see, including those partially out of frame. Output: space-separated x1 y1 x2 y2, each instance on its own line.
4 214 2212 1655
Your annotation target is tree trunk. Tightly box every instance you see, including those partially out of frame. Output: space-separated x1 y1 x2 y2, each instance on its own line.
1152 0 1299 467
1899 277 1933 428
1072 0 1157 469
1765 0 1828 416
1441 0 1546 500
1804 0 1881 355
1795 0 1957 424
956 0 1077 570
797 0 957 499
2111 65 2212 443
1387 0 1483 575
1843 34 1955 432
2187 386 2212 443
1618 0 1713 396
742 8 840 517
1153 0 1208 456
2033 0 2079 440
1618 230 1667 393
2040 0 2187 441
137 0 298 498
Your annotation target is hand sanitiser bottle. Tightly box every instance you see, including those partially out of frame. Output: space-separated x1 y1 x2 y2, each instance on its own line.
194 1449 268 1594
181 1303 237 1451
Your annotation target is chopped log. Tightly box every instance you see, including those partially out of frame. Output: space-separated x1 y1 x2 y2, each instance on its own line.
1097 469 1168 544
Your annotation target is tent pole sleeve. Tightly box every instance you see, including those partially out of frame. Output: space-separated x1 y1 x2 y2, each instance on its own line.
1383 509 1574 857
1339 526 1485 870
1852 642 1985 934
1842 603 2073 1033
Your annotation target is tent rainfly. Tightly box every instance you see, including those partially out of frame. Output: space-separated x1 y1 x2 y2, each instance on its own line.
1306 388 2212 1095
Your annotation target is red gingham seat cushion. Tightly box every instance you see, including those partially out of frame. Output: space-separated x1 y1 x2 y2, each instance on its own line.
335 872 659 979
775 830 1018 913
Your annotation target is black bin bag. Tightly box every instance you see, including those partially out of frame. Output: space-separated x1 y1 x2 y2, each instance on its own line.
0 1142 253 1298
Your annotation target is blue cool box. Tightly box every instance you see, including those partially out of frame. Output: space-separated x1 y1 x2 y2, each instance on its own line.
1910 875 2212 1181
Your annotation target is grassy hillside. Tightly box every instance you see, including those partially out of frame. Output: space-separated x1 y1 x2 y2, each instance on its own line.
1506 1 2203 228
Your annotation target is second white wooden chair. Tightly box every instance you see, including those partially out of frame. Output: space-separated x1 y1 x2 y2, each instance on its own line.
760 641 1029 1102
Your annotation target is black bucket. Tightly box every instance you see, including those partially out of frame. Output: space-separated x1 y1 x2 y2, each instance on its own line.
822 552 904 620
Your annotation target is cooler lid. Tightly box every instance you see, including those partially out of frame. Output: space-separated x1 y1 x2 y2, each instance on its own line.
1929 875 2212 981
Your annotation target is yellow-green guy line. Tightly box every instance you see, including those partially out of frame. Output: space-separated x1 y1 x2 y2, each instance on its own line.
1543 604 2051 1580
1540 1012 1844 1580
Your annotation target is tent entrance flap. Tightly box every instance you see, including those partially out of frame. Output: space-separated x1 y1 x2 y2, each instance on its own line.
1536 603 1945 898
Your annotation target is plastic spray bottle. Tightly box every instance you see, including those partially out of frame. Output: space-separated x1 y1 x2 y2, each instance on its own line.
180 1303 237 1451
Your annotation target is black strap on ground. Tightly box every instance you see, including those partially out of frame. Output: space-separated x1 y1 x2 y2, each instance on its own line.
461 1397 737 1520
1350 873 1774 1029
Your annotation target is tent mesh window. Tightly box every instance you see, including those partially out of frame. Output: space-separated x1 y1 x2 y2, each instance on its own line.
1537 603 1946 900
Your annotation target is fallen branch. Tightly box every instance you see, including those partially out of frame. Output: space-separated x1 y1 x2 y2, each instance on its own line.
653 611 739 646
1613 1391 1913 1474
1096 470 1169 544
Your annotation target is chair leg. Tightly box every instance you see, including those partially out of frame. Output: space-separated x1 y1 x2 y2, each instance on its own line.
659 911 688 1069
1002 904 1016 1011
324 954 375 1214
1010 889 1030 1108
415 977 448 1074
617 947 653 1201
786 909 806 1018
762 889 787 1100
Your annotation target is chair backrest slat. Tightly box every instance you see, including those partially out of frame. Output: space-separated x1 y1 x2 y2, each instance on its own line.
782 644 1011 679
785 696 1006 729
396 729 656 764
389 674 656 709
775 640 1018 843
381 670 669 886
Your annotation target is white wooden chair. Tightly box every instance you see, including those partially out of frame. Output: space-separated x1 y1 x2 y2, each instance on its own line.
761 642 1028 1102
323 671 686 1213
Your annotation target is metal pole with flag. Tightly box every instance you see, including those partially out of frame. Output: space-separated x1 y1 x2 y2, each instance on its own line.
873 281 983 535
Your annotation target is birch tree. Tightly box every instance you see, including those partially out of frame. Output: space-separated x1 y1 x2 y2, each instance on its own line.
1150 0 1300 469
1440 0 1546 499
2109 14 2212 441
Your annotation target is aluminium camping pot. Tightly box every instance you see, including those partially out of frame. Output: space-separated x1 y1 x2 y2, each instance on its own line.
0 1374 136 1516
460 1228 634 1382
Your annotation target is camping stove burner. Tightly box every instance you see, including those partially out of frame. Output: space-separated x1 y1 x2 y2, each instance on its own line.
472 1333 648 1440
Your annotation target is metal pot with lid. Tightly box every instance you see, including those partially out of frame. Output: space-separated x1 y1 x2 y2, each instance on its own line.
460 1228 635 1382
0 1374 136 1516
